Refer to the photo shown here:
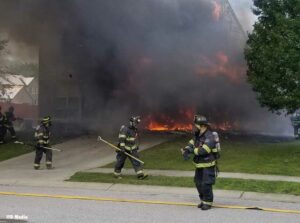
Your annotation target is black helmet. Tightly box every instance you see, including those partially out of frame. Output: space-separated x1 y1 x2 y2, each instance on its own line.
41 116 52 125
129 116 141 127
194 115 209 126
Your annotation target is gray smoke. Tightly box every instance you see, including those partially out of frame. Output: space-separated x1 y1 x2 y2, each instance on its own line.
0 0 293 135
229 0 258 32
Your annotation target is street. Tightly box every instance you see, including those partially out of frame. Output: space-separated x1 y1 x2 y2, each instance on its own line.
0 184 299 223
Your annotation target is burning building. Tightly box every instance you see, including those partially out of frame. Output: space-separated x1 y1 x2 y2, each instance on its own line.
0 0 292 135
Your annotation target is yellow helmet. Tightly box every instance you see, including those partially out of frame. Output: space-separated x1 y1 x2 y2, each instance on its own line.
41 116 51 125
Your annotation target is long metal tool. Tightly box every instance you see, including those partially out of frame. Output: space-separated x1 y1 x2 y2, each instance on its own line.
97 136 144 165
14 141 62 152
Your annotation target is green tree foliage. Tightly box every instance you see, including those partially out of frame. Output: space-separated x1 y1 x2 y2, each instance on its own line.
245 0 300 113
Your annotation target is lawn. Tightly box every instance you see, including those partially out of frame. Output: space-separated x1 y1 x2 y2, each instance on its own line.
0 130 72 162
105 135 300 176
69 172 300 196
0 143 33 162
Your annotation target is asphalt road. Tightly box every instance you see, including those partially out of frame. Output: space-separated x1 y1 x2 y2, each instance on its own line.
0 185 299 223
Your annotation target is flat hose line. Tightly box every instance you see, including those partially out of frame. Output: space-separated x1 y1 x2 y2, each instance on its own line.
0 191 299 215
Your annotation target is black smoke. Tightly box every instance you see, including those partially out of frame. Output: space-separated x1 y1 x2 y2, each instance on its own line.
0 0 292 135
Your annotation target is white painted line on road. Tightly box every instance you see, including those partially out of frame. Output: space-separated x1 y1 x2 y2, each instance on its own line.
0 191 299 215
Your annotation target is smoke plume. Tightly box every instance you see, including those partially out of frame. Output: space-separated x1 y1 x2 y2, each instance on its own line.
0 0 292 135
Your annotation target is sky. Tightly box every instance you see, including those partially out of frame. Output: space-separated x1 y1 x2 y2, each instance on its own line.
228 0 258 32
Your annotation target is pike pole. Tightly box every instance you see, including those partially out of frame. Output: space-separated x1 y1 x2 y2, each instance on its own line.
97 136 145 165
14 141 63 152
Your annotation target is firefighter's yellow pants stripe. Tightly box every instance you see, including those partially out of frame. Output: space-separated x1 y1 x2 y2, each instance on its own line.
0 191 299 215
193 161 216 168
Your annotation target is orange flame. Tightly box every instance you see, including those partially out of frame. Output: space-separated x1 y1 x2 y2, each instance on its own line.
144 109 194 131
212 1 222 21
196 51 245 83
144 109 238 132
146 118 237 132
147 120 193 131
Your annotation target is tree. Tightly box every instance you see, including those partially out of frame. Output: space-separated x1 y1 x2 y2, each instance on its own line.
245 0 300 114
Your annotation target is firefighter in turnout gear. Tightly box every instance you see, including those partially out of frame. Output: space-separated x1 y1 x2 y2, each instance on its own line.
4 106 18 140
33 116 53 170
114 116 148 179
181 115 220 210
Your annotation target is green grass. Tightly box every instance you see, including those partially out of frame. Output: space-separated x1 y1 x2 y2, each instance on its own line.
0 129 69 162
0 143 33 162
69 172 300 196
105 137 300 176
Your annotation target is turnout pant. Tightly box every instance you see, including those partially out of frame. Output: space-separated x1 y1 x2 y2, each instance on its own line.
0 126 6 143
194 166 216 205
34 146 52 168
114 149 143 174
6 125 16 138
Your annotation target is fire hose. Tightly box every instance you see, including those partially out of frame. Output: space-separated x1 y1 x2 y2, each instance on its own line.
14 141 63 152
97 136 145 165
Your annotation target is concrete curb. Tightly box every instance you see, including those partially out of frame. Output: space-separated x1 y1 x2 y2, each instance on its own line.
86 168 300 183
82 168 300 203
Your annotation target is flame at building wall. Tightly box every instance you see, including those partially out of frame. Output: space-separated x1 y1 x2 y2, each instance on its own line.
196 51 246 83
212 0 222 21
144 109 194 131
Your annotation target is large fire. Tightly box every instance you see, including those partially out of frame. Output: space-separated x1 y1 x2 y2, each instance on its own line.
196 51 245 83
144 111 238 132
144 110 194 131
147 120 193 131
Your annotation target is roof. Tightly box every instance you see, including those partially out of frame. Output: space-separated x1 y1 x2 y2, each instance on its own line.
0 74 34 86
0 86 23 99
0 74 35 100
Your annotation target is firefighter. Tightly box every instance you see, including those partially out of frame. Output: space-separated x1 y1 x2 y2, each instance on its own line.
0 106 5 144
4 106 17 140
181 115 220 210
114 116 148 179
33 116 53 170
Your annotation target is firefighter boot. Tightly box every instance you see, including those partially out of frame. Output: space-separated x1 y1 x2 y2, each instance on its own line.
201 204 212 211
34 164 40 170
137 172 148 180
197 202 203 208
114 172 122 179
46 162 53 169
